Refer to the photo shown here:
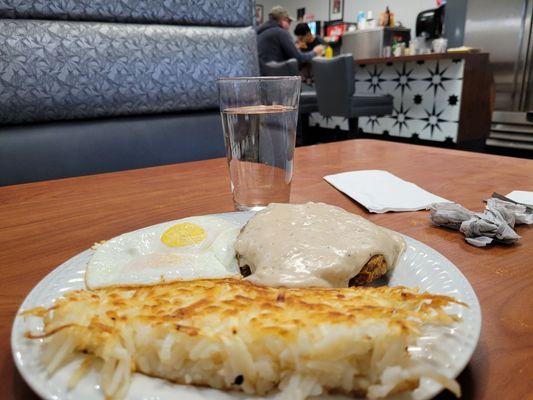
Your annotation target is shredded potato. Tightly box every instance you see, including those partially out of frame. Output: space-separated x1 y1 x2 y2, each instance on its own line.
24 278 463 399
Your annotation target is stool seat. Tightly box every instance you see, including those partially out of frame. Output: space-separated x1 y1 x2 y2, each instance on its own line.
300 90 318 114
351 94 393 117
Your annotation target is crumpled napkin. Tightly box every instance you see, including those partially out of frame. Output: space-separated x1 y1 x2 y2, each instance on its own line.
429 198 533 247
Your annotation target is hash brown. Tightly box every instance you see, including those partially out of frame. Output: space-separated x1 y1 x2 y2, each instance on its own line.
25 278 462 399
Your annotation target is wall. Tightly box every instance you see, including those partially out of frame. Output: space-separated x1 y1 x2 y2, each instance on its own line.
344 0 437 34
259 0 328 25
257 0 438 36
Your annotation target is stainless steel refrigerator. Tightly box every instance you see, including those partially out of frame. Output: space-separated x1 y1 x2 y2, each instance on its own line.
462 0 533 150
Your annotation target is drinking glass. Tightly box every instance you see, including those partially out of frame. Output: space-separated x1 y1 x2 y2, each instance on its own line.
218 76 301 211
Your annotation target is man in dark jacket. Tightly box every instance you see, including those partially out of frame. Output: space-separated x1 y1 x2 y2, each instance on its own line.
257 6 324 69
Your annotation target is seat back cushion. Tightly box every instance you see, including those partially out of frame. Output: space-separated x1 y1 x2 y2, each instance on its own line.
0 0 253 27
0 20 259 125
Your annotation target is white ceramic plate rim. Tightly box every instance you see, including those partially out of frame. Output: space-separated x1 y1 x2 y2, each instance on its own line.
12 211 481 400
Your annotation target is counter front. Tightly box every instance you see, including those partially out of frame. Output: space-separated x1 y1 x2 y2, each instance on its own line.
310 52 492 145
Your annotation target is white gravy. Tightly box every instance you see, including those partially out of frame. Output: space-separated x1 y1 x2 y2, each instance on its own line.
235 202 405 287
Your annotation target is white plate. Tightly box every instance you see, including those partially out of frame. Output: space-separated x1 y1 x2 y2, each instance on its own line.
12 212 481 400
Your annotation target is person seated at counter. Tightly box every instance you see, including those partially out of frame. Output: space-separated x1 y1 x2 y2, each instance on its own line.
294 22 325 52
257 6 324 69
293 22 325 84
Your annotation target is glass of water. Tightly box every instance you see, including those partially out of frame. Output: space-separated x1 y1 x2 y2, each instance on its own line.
218 76 301 211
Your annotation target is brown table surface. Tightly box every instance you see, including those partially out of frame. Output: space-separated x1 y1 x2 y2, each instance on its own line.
1 139 532 400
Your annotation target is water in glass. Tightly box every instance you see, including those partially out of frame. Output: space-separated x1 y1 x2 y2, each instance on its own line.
221 104 298 211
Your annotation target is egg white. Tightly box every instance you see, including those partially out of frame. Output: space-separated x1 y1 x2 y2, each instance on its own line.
86 216 240 289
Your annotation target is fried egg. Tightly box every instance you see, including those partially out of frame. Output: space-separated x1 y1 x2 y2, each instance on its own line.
86 216 240 289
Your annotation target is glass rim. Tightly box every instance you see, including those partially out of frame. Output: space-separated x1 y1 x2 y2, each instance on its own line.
217 76 301 82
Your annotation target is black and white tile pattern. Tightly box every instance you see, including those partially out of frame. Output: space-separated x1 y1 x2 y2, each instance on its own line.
310 58 464 142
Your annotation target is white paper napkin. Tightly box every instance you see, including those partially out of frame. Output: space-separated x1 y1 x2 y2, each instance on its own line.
505 191 533 207
324 170 450 213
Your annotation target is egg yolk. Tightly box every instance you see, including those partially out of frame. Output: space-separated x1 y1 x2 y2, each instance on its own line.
161 223 206 247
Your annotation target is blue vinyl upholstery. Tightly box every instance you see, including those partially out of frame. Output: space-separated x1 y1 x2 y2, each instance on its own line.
0 21 258 125
0 0 253 27
0 0 259 185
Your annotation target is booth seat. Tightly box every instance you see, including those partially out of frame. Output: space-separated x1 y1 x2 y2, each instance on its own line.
0 0 259 186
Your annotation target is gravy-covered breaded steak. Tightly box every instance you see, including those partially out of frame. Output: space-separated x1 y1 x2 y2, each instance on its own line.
235 202 406 287
24 279 462 399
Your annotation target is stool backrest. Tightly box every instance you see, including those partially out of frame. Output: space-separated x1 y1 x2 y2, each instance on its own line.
312 54 354 117
261 58 299 76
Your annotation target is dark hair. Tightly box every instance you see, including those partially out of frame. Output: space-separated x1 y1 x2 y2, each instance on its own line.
294 22 311 36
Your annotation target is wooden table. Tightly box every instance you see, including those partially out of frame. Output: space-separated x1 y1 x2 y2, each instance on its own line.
1 139 531 399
